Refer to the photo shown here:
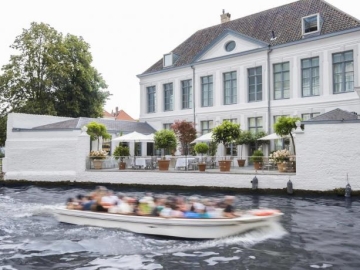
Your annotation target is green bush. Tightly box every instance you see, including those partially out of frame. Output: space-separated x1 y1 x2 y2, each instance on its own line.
194 143 209 155
250 150 264 163
113 145 130 161
154 129 177 157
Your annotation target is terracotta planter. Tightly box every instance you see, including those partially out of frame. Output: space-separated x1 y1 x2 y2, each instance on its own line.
218 160 231 172
198 163 206 172
253 161 262 170
119 162 126 170
277 162 287 172
237 159 245 167
158 160 170 171
93 159 103 170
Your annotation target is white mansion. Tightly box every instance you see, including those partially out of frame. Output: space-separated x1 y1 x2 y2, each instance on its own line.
137 0 360 156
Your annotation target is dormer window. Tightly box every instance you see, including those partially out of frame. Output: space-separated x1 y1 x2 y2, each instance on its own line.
163 52 179 68
302 14 320 35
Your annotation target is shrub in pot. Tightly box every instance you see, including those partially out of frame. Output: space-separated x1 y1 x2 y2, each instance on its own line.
212 121 240 171
194 142 209 171
154 129 177 170
235 130 253 167
113 145 130 170
250 150 264 170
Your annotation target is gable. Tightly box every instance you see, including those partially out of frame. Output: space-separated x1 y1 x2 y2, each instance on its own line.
195 30 267 62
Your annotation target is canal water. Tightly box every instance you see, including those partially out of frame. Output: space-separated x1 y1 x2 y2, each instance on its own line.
1 186 360 270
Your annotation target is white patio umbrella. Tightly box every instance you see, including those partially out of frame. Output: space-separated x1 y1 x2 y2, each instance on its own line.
112 131 154 142
191 132 213 144
257 133 294 140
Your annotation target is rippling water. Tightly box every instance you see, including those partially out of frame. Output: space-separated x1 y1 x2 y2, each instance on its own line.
1 186 360 270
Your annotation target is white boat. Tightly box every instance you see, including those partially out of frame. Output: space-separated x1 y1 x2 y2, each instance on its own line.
54 207 283 239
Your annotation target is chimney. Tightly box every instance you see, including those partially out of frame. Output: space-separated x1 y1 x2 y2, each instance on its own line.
115 107 119 116
221 9 231 23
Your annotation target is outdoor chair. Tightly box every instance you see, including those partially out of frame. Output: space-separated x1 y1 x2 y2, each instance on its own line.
188 157 199 170
261 157 275 171
206 156 217 169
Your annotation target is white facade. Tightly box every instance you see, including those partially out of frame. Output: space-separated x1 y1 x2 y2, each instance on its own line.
138 30 360 141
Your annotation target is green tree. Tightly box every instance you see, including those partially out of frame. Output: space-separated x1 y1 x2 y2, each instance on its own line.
0 115 7 147
212 121 240 159
154 129 177 158
235 130 253 159
86 122 111 150
0 22 110 143
171 120 197 155
274 116 301 155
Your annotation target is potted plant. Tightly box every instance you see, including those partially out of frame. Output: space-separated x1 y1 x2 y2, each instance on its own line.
269 149 291 172
250 150 264 170
113 144 130 170
235 130 253 167
89 150 108 169
194 142 209 171
154 129 177 171
86 122 111 151
212 121 240 172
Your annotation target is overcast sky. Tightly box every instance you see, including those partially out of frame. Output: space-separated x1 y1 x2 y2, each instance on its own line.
1 0 359 119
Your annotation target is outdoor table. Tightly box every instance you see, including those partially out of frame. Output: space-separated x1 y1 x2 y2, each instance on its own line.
175 157 196 170
133 157 152 169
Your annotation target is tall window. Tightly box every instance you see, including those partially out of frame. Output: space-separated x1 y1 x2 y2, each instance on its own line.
223 71 237 105
223 119 237 156
163 83 173 111
147 86 156 113
333 51 354 93
181 80 192 109
201 76 213 107
163 123 172 130
223 118 237 123
274 62 290 100
201 120 213 135
302 113 320 120
248 67 262 102
248 117 263 134
301 57 319 97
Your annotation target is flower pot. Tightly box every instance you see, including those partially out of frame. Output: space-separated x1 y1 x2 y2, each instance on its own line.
198 163 206 172
218 160 231 172
237 159 245 167
253 161 262 170
93 159 103 170
158 160 170 171
119 161 126 170
277 162 287 172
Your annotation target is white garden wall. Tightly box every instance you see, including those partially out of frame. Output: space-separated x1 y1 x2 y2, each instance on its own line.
3 113 360 192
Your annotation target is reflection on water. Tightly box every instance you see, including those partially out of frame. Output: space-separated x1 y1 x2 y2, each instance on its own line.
1 186 360 269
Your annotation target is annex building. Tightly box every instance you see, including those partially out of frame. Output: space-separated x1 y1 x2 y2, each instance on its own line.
137 0 360 156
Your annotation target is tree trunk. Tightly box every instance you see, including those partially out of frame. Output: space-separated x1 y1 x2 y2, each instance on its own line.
289 133 296 155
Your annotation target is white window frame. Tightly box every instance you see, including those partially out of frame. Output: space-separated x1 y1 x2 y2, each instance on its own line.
163 53 175 67
302 13 320 36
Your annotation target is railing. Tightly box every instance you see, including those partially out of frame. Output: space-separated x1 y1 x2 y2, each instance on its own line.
86 155 296 173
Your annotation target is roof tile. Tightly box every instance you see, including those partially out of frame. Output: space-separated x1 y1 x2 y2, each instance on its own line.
142 0 360 75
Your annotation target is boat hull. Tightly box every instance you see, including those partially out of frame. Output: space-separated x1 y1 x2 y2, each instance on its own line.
54 208 282 239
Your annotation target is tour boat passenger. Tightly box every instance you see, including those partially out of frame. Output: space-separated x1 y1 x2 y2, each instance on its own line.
159 202 173 218
138 196 155 215
151 197 165 216
223 196 238 218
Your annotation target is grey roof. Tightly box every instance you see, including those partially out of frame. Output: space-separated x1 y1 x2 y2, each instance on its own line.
33 117 156 134
306 108 359 121
142 0 360 75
